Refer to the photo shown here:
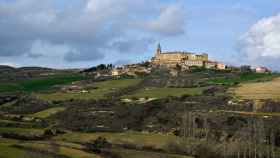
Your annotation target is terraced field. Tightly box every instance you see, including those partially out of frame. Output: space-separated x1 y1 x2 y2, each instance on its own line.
0 75 87 93
35 79 142 101
210 73 274 86
0 131 193 158
17 141 103 158
124 87 203 99
31 107 66 118
111 148 192 158
2 69 278 157
0 138 103 158
55 131 178 149
0 127 44 136
0 139 25 158
0 119 36 128
231 77 280 100
0 144 27 158
54 131 193 158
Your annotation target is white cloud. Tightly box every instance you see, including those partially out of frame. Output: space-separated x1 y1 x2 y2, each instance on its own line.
146 4 186 36
132 3 186 36
238 13 280 69
27 40 70 59
0 0 187 67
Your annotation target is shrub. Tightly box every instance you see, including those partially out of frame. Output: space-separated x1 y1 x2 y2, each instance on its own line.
1 132 44 140
86 137 112 153
44 128 57 136
165 139 223 158
195 143 222 158
180 94 191 100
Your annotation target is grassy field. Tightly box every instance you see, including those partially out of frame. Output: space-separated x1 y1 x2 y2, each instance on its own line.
0 138 103 158
124 87 203 99
0 139 24 158
0 127 44 136
31 107 66 118
1 100 17 107
35 79 142 101
55 131 194 158
209 73 275 86
111 148 192 158
0 75 87 93
18 141 103 158
0 138 53 158
0 83 20 93
55 131 178 149
231 77 280 100
0 119 36 128
0 144 27 158
0 138 191 158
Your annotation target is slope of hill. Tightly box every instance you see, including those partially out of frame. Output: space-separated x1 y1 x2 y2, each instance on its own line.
1 68 280 158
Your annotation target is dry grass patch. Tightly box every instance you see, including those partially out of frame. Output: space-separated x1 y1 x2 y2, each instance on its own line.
31 107 66 118
231 77 280 101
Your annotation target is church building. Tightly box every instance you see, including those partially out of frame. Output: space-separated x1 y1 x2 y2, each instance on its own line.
151 44 209 67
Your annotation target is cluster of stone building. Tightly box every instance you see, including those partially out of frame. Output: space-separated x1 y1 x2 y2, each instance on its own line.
110 44 271 77
111 64 152 77
151 44 226 70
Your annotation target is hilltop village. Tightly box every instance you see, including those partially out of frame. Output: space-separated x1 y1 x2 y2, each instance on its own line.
151 44 225 70
107 44 269 78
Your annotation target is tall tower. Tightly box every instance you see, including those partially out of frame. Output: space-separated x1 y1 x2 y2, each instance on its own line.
156 43 161 55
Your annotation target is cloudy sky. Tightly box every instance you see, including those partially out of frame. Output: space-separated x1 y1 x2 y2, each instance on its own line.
0 0 280 70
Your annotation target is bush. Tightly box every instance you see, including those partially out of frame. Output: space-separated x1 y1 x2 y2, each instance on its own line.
86 137 112 153
202 86 218 96
165 139 190 155
180 94 191 100
1 132 44 140
195 143 222 158
165 139 223 158
44 128 57 136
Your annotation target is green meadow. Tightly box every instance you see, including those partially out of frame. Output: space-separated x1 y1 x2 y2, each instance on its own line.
0 75 87 93
124 87 203 99
209 73 275 86
110 148 192 158
0 127 44 136
35 79 142 101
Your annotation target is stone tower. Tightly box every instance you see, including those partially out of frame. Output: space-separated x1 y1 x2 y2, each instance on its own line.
156 43 161 55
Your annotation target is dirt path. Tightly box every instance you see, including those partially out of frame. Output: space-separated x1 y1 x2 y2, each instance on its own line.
217 110 280 118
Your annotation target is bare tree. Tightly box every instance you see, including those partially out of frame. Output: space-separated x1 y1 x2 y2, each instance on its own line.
270 130 275 158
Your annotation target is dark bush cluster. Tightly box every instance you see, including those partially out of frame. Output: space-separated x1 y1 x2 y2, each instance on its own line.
86 137 112 153
1 95 53 114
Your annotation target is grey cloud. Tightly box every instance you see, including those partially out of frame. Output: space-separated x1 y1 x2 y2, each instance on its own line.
114 59 133 66
0 0 187 65
0 41 30 57
112 38 155 54
27 53 43 59
64 46 105 62
144 4 186 36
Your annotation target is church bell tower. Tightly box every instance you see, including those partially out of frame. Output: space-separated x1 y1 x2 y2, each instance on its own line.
156 43 161 55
